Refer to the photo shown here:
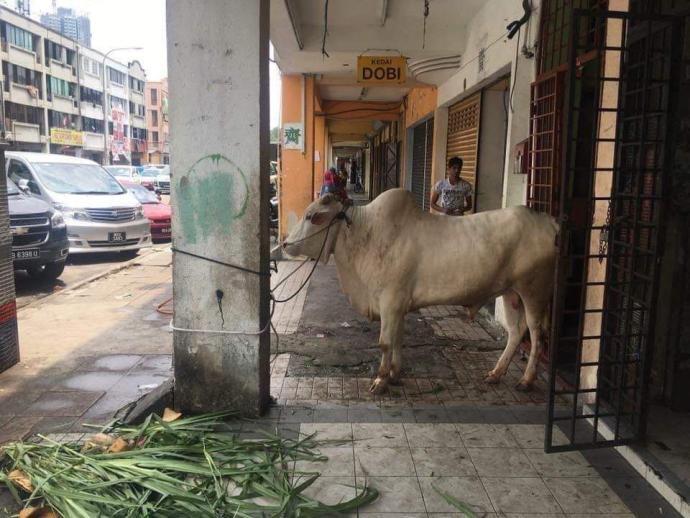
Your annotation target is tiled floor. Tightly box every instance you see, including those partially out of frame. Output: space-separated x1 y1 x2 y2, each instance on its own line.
293 421 644 516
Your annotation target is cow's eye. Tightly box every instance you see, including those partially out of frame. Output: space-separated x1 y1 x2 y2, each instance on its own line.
306 214 312 221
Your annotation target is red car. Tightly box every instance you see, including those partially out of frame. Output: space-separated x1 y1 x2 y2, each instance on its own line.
119 180 171 241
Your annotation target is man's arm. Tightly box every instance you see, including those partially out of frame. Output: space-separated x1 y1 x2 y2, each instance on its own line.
463 194 473 213
430 190 445 213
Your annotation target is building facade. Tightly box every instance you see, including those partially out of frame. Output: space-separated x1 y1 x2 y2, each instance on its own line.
145 77 168 164
0 4 146 164
40 7 91 47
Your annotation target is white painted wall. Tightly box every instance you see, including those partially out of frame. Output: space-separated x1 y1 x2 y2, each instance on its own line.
476 88 508 213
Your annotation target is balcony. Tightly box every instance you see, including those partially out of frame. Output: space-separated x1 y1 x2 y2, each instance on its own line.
12 121 41 143
82 131 105 150
6 43 40 70
130 90 144 105
81 102 105 120
49 59 74 81
8 83 42 106
50 94 77 113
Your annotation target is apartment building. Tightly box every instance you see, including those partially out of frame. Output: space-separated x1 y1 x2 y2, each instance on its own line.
145 77 168 164
0 5 147 165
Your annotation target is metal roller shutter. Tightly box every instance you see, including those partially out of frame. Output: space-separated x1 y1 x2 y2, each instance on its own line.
0 149 19 374
446 92 481 209
410 118 434 211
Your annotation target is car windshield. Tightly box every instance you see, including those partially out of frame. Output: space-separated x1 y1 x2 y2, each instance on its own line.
140 170 158 178
32 163 126 195
6 178 19 195
106 167 131 178
128 183 159 204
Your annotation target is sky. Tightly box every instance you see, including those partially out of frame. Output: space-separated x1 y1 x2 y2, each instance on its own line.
28 0 281 127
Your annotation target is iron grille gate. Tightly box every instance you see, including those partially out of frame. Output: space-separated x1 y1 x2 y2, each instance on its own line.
545 9 681 452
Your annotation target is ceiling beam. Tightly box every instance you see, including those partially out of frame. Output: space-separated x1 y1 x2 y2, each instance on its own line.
284 0 304 50
379 0 389 26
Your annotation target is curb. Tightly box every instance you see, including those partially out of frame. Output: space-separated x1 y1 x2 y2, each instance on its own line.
18 247 170 312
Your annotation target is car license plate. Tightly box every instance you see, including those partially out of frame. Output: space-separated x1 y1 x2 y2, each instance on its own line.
109 232 126 242
162 228 171 234
12 248 40 259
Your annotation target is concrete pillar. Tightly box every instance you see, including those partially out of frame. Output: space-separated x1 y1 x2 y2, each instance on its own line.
167 0 270 415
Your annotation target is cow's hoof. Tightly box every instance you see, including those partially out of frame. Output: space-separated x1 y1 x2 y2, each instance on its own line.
369 377 389 394
484 372 501 384
515 380 534 392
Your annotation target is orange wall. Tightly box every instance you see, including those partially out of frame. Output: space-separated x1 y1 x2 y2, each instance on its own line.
314 96 326 199
279 75 327 240
404 86 437 128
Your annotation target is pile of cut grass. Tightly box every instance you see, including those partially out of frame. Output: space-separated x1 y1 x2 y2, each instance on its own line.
0 411 377 517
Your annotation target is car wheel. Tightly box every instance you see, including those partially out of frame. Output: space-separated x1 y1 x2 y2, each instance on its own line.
27 261 66 280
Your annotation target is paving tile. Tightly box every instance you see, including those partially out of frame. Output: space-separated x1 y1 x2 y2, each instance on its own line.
418 476 494 514
280 405 315 423
296 447 355 477
0 416 42 444
507 424 569 449
410 447 477 477
107 372 170 395
300 476 358 507
542 477 629 514
524 449 598 477
380 405 414 423
457 423 519 448
354 446 415 477
30 416 77 435
300 423 352 445
77 355 144 372
467 447 538 477
19 391 104 417
412 406 449 423
403 423 464 448
482 477 562 514
353 477 425 513
352 423 407 448
55 372 126 392
313 408 349 423
348 407 383 423
0 390 44 416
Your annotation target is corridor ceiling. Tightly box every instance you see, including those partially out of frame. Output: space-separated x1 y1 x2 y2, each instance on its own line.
270 0 485 102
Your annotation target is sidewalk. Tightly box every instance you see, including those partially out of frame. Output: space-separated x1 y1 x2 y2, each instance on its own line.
0 248 173 442
0 257 681 516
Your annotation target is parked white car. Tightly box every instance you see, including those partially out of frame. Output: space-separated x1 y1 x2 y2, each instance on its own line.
6 152 151 255
104 165 141 183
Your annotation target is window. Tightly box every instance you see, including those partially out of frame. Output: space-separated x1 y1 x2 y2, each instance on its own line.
150 88 158 105
8 160 40 195
48 110 76 129
44 40 65 62
152 131 159 143
129 102 146 117
2 62 41 95
5 101 45 133
151 110 158 126
108 67 126 85
47 76 75 99
110 95 127 112
131 127 147 140
129 77 144 92
82 117 104 133
5 24 35 52
80 86 103 106
80 56 103 77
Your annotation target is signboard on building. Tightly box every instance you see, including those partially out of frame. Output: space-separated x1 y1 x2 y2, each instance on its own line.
110 102 131 162
50 128 83 147
357 56 406 85
282 122 304 150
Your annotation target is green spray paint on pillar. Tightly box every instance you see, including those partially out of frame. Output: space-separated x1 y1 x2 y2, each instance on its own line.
176 154 249 244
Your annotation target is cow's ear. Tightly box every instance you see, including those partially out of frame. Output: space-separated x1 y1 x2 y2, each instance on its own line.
320 194 334 205
311 211 330 226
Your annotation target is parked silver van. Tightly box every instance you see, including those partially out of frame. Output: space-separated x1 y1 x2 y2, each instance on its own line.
6 152 151 255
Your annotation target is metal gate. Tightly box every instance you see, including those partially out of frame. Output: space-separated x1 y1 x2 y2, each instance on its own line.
381 142 399 192
545 9 681 452
410 118 434 211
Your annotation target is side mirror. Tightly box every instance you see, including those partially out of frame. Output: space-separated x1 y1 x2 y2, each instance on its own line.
17 179 30 193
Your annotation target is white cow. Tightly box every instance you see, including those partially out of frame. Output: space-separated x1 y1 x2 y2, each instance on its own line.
283 189 558 394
